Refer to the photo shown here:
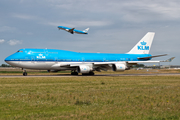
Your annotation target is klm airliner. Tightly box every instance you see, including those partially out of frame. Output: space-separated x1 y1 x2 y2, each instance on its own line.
58 26 89 34
5 32 168 76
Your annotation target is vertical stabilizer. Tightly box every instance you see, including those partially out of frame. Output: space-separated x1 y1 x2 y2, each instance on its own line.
128 32 155 54
83 28 89 33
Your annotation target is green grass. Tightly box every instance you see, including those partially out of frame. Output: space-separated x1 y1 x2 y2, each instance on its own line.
0 76 180 119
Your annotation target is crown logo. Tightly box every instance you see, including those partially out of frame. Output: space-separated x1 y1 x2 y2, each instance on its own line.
141 41 147 45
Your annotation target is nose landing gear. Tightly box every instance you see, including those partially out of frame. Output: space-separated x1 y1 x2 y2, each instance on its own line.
22 69 27 76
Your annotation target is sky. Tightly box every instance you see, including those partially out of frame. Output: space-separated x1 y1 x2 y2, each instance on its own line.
0 0 180 65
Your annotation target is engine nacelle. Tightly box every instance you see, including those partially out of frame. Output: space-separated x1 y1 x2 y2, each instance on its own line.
112 64 126 71
77 65 91 73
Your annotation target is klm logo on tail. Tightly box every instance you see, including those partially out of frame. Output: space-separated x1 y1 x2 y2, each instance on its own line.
128 32 154 54
137 41 149 50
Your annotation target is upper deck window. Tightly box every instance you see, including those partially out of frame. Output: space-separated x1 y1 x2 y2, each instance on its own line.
17 50 23 53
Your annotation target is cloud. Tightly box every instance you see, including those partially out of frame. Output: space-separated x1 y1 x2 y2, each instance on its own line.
119 1 180 22
7 40 22 46
0 39 5 44
12 13 38 20
47 0 180 22
47 20 112 27
0 26 17 32
26 32 33 35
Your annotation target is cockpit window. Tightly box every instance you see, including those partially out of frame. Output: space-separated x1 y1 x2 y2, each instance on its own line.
17 50 23 53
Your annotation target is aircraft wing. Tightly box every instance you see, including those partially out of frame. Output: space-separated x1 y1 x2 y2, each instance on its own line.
68 28 75 34
60 63 91 67
51 62 112 71
51 57 174 71
128 61 160 63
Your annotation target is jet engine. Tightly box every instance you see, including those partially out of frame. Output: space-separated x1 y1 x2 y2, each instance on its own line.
112 64 126 71
77 65 92 73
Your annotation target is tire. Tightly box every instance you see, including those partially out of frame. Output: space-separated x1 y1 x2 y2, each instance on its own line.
89 71 95 75
82 72 94 76
23 72 27 76
82 73 87 76
74 72 78 75
71 72 78 75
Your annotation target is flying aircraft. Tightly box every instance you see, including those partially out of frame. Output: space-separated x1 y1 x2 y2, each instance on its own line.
5 32 171 76
57 26 89 34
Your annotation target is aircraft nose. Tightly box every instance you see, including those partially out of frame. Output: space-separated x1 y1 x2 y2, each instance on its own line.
5 56 11 62
4 54 20 67
4 55 12 64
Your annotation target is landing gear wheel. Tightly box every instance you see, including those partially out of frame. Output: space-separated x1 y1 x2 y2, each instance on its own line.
82 71 95 76
23 72 27 76
71 70 78 75
89 71 95 75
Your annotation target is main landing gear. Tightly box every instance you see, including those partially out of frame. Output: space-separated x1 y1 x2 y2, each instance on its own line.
71 70 78 75
22 69 27 76
71 70 95 76
82 71 95 76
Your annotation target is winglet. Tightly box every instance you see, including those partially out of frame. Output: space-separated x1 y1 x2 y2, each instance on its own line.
161 57 175 62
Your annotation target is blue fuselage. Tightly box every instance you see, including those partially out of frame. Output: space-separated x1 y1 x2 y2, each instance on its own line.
5 48 152 62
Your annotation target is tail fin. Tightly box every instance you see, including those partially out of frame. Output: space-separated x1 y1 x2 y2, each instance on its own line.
128 32 155 54
83 28 89 33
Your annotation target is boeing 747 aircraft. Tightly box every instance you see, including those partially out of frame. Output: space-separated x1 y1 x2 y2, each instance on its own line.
5 32 170 76
58 26 89 34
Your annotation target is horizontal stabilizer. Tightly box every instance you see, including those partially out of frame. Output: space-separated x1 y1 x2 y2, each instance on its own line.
128 61 160 63
137 54 167 60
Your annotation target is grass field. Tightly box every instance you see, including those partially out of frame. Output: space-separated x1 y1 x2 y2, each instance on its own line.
0 75 180 119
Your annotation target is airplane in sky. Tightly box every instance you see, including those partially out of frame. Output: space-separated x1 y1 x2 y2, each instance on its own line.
58 26 89 34
5 32 172 76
